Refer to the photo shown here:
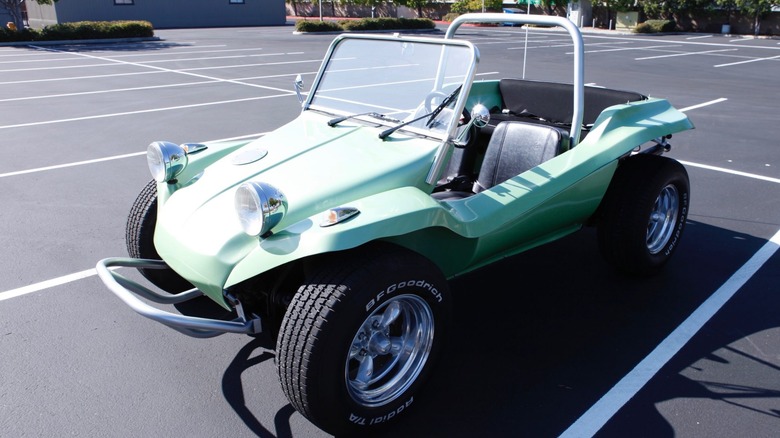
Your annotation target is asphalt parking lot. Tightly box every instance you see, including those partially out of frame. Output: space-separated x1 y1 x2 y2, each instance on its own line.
1 21 778 437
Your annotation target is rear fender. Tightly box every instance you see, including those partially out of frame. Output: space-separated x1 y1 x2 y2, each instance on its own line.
580 97 694 156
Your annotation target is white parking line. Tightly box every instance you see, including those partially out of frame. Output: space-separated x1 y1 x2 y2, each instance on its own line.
0 268 100 302
679 160 780 184
0 132 266 179
0 70 319 102
635 48 738 60
714 54 780 67
0 151 145 178
582 34 780 51
10 47 301 96
560 227 780 438
0 80 219 102
0 60 320 85
578 44 681 54
0 47 271 64
0 93 291 130
677 97 728 112
0 131 269 302
0 70 164 85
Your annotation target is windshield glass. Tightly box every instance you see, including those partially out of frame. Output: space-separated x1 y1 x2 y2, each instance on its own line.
308 36 476 139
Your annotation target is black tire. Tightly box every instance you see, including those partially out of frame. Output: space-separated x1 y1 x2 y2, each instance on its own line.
276 243 452 435
598 154 690 276
125 179 194 293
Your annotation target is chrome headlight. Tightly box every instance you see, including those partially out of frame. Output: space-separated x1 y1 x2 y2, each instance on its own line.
147 141 188 183
235 182 287 237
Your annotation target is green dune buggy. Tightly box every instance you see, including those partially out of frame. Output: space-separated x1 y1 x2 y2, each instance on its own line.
97 13 693 435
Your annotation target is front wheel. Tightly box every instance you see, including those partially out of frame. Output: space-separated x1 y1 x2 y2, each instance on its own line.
598 155 690 276
276 244 451 435
125 179 194 293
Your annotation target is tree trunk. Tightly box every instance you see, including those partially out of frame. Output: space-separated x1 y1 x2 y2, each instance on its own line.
7 1 25 31
754 13 760 36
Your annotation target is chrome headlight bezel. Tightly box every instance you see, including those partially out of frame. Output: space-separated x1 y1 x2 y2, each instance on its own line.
147 141 188 183
235 181 287 237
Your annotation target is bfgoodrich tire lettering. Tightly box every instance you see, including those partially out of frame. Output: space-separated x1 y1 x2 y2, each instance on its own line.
276 243 452 435
598 154 690 276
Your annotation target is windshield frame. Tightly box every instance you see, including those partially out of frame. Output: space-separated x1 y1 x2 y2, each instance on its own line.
303 34 479 142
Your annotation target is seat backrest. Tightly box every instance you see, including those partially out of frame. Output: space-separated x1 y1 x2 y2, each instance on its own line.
498 78 646 126
474 121 569 193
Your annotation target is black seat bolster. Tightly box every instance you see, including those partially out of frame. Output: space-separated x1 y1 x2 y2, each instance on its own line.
475 121 568 193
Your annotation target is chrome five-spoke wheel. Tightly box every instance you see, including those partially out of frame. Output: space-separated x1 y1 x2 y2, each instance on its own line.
646 184 680 254
346 295 434 407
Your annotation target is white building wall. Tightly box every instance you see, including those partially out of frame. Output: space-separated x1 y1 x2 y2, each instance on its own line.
24 0 286 29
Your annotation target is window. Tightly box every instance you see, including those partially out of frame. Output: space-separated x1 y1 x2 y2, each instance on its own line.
114 0 134 4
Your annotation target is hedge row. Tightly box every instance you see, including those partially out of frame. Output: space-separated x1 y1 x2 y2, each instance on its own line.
296 17 435 33
0 20 154 42
634 20 676 33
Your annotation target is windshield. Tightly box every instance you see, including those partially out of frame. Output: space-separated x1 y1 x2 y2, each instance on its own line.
307 36 477 139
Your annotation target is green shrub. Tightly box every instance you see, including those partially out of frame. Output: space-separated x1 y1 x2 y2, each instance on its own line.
634 19 676 33
295 20 343 33
450 1 469 15
443 13 461 23
105 21 155 38
0 20 153 42
341 17 434 31
0 27 38 42
296 17 435 33
39 20 153 40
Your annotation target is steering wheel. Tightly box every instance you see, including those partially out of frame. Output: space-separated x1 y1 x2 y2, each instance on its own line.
424 91 472 126
424 91 449 113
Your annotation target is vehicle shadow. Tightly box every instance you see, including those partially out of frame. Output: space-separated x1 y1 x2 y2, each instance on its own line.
221 336 295 438
217 220 777 437
594 226 780 437
370 220 778 437
27 41 196 53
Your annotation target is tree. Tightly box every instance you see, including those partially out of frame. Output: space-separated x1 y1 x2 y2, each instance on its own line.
716 0 777 35
2 0 57 30
639 0 714 20
349 0 385 17
286 0 299 17
449 0 503 13
394 0 428 18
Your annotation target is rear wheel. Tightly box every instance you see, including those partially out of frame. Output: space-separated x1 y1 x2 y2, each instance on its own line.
276 244 451 435
598 155 690 276
125 179 194 293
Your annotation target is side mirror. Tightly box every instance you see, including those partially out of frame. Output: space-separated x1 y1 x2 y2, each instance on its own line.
294 74 305 105
454 104 490 146
470 104 490 128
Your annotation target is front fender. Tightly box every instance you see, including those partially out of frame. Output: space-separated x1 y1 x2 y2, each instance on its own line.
226 186 451 287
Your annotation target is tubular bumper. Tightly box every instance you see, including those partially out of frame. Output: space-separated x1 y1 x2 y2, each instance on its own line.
96 257 262 338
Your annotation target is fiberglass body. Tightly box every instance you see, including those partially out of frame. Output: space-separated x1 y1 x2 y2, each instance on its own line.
149 21 691 310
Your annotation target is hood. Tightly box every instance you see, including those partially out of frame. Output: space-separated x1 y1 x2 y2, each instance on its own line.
154 110 441 300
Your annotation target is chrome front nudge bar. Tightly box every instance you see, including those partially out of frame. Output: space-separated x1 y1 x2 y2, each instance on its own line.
96 257 261 338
